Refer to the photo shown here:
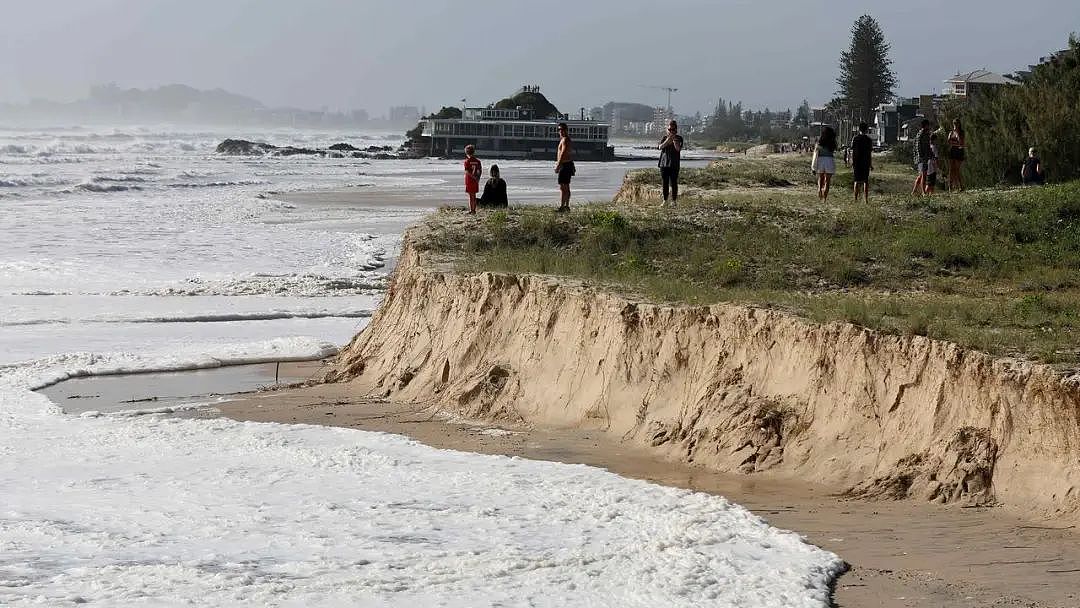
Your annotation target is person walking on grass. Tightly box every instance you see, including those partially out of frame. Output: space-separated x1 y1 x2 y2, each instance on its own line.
812 126 837 202
463 144 482 214
555 122 575 212
911 119 932 196
850 122 873 203
947 118 966 192
658 120 684 206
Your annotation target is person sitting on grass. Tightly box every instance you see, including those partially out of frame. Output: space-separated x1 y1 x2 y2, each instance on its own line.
478 164 508 208
1021 147 1046 186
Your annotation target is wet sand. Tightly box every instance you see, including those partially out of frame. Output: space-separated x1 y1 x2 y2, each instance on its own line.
217 381 1080 608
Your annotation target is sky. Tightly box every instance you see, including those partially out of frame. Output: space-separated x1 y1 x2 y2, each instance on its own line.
0 0 1076 117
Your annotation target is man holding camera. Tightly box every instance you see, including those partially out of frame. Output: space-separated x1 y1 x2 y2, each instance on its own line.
658 120 684 205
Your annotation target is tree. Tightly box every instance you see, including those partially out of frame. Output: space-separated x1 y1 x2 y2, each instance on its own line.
494 91 560 119
425 106 462 120
837 15 897 122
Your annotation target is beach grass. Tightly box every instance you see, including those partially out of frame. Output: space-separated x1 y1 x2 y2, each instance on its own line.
415 156 1080 368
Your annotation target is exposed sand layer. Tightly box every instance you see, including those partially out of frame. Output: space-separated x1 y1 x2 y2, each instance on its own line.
220 387 1080 608
325 231 1080 521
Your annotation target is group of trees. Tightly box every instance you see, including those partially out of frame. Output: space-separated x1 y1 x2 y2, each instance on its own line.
947 36 1080 186
702 13 896 145
702 98 813 143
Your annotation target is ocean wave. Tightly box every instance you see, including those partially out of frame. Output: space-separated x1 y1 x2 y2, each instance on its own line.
0 175 70 187
166 179 269 189
178 170 221 178
2 309 373 327
72 181 142 193
0 337 339 394
0 144 31 154
92 174 150 183
118 274 387 297
36 143 105 156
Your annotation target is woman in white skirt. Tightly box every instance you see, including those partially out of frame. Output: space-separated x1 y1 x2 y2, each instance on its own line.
812 126 838 202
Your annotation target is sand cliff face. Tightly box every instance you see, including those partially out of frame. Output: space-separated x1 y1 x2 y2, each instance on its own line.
328 237 1080 519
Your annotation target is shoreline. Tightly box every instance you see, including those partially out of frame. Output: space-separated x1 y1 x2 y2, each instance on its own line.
33 356 1080 606
217 381 1080 608
22 174 1080 606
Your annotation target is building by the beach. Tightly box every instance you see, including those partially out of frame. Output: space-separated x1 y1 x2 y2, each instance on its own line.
418 87 613 160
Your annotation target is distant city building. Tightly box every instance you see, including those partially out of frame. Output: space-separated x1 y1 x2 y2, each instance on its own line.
772 110 792 130
389 105 421 123
651 106 672 133
873 98 919 145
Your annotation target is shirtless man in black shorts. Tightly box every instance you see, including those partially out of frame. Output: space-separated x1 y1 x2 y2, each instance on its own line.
555 122 574 211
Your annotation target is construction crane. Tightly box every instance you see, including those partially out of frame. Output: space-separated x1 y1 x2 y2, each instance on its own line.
640 85 679 114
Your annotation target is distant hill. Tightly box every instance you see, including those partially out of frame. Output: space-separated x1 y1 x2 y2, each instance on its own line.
86 83 264 118
0 84 368 128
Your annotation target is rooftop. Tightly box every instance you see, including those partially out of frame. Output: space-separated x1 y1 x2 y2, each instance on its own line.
945 69 1019 86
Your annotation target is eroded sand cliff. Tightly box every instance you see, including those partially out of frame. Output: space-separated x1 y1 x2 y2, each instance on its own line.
326 234 1080 519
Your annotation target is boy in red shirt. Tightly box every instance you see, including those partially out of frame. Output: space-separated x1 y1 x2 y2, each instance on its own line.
463 144 481 214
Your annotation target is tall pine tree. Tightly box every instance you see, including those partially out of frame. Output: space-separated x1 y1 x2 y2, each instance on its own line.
837 15 897 122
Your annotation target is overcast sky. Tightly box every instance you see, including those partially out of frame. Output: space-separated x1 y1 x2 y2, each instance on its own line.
1 0 1076 117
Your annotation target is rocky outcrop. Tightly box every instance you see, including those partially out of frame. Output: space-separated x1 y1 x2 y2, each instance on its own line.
327 235 1080 520
215 139 409 159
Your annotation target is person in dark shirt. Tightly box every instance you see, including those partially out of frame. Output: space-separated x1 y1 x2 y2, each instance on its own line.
478 164 508 208
1022 147 1046 185
911 119 933 196
850 122 873 203
658 120 684 205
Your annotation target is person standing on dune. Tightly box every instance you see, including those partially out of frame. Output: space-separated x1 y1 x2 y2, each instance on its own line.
658 120 684 206
555 122 574 212
463 144 481 214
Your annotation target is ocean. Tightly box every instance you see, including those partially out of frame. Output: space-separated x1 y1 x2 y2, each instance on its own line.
0 125 842 606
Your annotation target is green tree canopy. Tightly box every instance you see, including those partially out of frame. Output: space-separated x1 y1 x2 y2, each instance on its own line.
948 35 1080 185
494 91 560 119
425 106 462 119
837 15 897 122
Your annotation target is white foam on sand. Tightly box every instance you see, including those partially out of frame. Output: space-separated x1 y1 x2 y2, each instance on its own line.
0 340 845 607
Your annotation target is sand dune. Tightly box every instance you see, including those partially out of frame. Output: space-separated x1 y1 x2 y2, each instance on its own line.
326 230 1080 521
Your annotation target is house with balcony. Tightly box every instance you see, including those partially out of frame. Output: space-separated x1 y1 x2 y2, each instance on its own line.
944 69 1019 99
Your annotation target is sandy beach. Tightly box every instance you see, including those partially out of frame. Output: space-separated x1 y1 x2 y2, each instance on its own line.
206 378 1079 608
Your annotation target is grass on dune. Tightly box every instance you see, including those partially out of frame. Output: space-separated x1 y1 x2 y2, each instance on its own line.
415 157 1080 368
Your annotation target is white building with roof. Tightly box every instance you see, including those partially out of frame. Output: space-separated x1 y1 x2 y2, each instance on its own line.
943 69 1019 98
